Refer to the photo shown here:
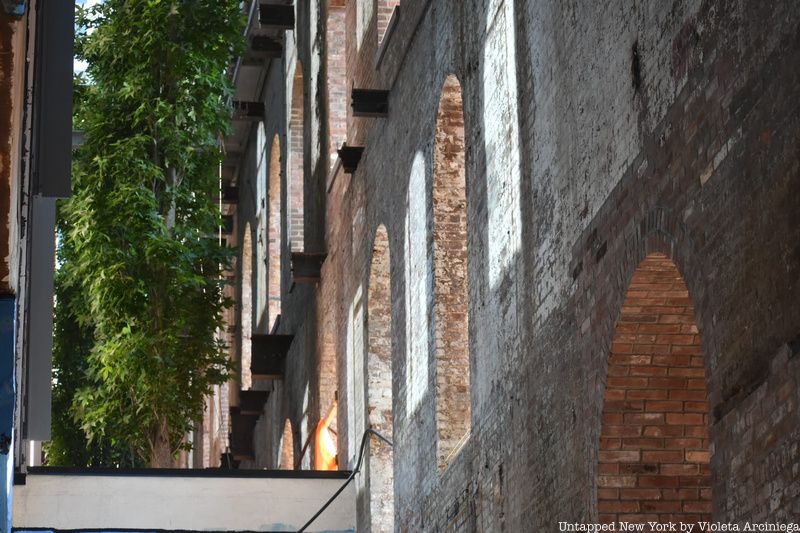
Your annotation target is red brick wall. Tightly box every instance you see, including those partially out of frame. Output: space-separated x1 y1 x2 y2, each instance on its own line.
367 224 394 531
268 135 282 330
598 253 711 525
289 63 304 252
433 75 471 471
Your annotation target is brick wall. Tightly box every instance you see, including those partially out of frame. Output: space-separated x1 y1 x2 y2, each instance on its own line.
367 224 394 532
598 253 711 525
227 1 800 531
712 343 800 522
433 74 471 471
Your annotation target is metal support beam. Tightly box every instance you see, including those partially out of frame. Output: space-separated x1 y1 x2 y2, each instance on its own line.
249 35 283 58
251 334 294 380
336 145 364 174
231 101 265 122
259 3 294 29
351 88 389 117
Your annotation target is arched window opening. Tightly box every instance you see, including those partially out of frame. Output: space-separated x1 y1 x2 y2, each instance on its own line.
279 418 295 470
316 300 338 468
326 0 347 169
240 224 253 390
367 225 394 531
377 0 400 44
598 253 711 525
289 61 304 252
433 75 471 471
268 135 282 330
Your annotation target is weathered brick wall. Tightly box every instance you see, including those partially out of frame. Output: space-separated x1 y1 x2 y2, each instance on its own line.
598 253 711 525
711 342 800 522
228 0 800 531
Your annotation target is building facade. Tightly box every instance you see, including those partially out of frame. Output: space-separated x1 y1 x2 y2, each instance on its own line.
203 0 800 531
0 0 73 529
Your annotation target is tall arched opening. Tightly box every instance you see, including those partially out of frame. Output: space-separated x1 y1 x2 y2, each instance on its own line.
367 225 393 531
279 418 295 470
325 0 346 169
433 74 471 471
598 253 711 525
268 135 282 330
240 223 253 390
289 61 304 252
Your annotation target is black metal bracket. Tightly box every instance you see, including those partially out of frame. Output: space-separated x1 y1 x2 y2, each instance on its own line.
337 144 364 174
249 35 283 58
232 101 265 122
351 88 389 117
291 252 328 283
251 334 294 379
259 3 295 29
238 390 270 415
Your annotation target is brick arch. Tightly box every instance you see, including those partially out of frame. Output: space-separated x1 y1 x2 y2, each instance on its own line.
240 223 253 390
597 253 712 525
268 135 281 331
433 74 471 471
367 224 394 532
289 61 304 252
279 418 294 470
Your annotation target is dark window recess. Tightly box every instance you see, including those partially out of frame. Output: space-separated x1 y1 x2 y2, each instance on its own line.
249 35 283 58
33 0 75 197
232 101 265 122
291 252 327 283
351 88 389 117
337 144 364 174
251 334 294 380
259 3 295 29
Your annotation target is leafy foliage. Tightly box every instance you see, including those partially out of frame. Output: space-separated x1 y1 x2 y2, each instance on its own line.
49 0 243 467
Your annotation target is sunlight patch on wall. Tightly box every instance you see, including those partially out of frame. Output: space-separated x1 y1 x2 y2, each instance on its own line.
482 0 522 288
404 152 430 416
